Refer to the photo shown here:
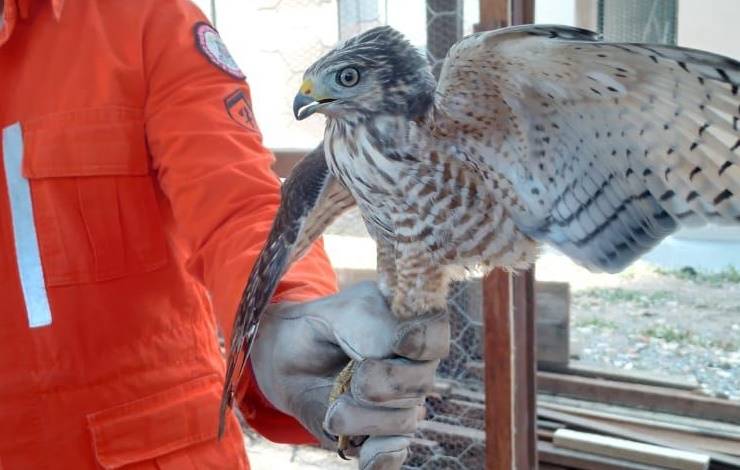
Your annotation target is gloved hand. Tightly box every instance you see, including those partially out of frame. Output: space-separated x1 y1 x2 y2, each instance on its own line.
249 281 449 470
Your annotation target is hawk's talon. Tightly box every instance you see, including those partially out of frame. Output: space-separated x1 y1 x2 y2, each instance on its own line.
329 360 358 459
338 447 351 461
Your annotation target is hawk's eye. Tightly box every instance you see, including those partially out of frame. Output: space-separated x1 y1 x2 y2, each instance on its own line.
336 67 360 87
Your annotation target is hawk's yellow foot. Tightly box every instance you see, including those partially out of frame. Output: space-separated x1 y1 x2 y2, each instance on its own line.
329 359 358 459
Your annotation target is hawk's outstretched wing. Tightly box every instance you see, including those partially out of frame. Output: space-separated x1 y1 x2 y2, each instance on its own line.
218 143 355 437
433 24 740 272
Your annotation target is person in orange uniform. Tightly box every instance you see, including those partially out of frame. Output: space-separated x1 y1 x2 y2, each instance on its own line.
0 0 450 469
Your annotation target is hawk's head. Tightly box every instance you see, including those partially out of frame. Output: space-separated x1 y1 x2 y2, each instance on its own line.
293 26 435 122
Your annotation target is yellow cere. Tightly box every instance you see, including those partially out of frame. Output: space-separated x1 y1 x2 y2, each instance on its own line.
300 79 314 96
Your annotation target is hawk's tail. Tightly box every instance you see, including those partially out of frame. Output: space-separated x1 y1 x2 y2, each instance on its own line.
217 143 356 438
218 230 291 439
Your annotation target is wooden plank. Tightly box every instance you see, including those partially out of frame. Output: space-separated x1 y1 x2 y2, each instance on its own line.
513 268 537 469
539 441 668 470
483 268 514 469
539 408 740 468
482 269 537 470
553 429 710 470
538 395 740 441
271 149 308 177
538 371 740 424
511 0 535 25
546 408 740 458
564 362 699 391
538 464 570 470
535 282 570 368
477 0 509 31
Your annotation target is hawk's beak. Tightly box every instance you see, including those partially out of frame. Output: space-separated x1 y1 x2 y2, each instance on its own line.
293 79 335 120
293 94 318 120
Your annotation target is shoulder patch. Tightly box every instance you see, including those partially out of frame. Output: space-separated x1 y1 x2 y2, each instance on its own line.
194 22 246 80
224 89 259 132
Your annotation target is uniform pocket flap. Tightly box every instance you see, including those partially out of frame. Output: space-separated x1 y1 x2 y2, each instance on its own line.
22 107 150 178
87 375 222 469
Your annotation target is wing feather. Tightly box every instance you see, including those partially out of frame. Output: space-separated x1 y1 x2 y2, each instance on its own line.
218 144 355 437
433 24 740 272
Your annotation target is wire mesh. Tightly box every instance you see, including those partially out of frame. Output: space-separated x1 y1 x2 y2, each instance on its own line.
403 280 486 470
426 0 464 78
598 0 677 44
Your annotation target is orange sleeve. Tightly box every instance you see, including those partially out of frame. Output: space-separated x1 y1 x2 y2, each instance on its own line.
142 1 335 444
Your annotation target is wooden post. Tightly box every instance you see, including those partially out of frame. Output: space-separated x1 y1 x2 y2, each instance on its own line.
482 268 537 469
479 1 537 469
482 269 514 467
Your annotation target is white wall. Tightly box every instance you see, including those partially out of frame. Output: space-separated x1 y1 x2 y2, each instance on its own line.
678 0 740 59
535 0 577 26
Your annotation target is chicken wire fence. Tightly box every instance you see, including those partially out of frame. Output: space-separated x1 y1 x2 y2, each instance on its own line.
404 279 487 470
337 0 468 78
598 0 677 44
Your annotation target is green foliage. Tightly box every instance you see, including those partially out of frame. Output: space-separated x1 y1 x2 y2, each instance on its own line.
641 325 738 351
655 266 740 285
642 325 692 343
574 317 618 329
576 288 674 307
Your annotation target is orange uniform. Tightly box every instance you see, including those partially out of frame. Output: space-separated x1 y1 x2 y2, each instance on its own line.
0 0 337 468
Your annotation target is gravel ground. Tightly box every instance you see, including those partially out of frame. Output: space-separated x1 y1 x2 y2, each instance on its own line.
565 264 740 400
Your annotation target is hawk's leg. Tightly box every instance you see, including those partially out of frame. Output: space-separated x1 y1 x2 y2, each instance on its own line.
392 248 449 319
328 359 358 459
327 240 399 458
376 238 398 301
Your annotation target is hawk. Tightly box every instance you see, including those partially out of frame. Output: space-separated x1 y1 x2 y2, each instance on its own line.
220 25 740 451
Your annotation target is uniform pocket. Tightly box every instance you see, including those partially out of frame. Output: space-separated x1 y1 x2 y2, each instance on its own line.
87 375 246 470
21 107 168 286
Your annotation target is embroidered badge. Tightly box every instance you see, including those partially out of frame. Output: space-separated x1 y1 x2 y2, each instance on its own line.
224 89 259 132
194 22 246 80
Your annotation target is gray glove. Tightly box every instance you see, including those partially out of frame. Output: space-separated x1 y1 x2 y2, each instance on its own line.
250 281 449 470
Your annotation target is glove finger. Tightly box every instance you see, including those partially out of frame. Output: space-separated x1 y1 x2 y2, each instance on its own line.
351 358 437 408
324 394 418 436
393 311 449 361
359 436 410 470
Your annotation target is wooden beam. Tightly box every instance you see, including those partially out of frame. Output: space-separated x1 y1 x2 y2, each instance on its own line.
483 268 514 468
514 269 538 469
538 371 740 424
553 429 711 470
535 282 570 369
539 408 740 469
482 266 538 470
271 149 307 178
539 441 666 470
477 0 510 31
511 0 535 25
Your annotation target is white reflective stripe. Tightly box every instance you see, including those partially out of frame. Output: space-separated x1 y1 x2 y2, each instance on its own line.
2 123 52 328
